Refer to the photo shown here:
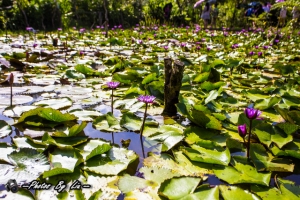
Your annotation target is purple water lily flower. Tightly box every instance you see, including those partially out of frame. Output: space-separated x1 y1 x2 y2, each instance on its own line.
263 45 268 50
164 46 169 50
180 43 186 47
137 95 156 104
26 27 33 31
244 108 262 120
238 124 247 138
258 52 263 57
275 39 279 43
249 51 255 56
79 28 85 33
106 81 120 89
57 28 62 31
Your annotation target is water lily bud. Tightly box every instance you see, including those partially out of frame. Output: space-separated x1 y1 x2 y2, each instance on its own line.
238 124 247 138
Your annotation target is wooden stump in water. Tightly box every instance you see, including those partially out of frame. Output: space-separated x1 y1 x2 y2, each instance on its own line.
162 57 185 116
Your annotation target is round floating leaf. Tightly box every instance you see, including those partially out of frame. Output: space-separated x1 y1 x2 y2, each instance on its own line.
182 140 231 166
81 174 121 200
120 112 142 131
43 147 83 178
13 137 46 152
213 156 271 186
180 185 219 200
70 110 102 121
219 185 260 200
93 112 122 132
0 120 12 138
118 174 158 194
0 143 15 163
76 139 111 161
42 132 88 148
83 147 138 175
250 143 295 172
52 122 87 137
21 86 45 94
0 87 27 95
158 177 201 199
65 69 86 79
0 95 33 105
0 148 50 184
3 106 38 118
33 97 73 110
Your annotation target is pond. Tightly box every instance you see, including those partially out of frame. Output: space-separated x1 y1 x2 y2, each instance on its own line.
0 26 300 199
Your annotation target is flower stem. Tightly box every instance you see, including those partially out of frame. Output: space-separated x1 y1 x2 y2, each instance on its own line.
140 103 148 138
10 82 12 107
111 89 114 115
247 119 253 159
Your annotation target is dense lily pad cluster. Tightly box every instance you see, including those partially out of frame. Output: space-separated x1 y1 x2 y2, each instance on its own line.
0 23 299 199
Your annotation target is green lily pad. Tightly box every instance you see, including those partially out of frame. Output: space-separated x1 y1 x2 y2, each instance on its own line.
219 185 260 200
3 106 38 118
52 122 87 137
120 112 142 131
76 139 111 161
69 110 102 121
13 137 46 152
43 147 83 178
83 147 138 175
254 122 293 148
149 125 184 151
33 97 73 110
250 143 294 172
42 132 88 148
93 112 122 132
213 156 271 186
158 177 201 199
254 96 281 110
0 143 15 163
182 139 230 166
118 174 158 194
0 148 50 184
0 120 12 138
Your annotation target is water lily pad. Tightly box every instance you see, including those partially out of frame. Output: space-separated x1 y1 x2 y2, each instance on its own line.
77 96 102 106
42 132 88 147
219 185 260 200
0 148 50 184
213 156 271 186
158 177 201 199
149 125 184 151
13 137 46 152
180 184 219 200
93 112 122 132
0 120 12 138
52 122 87 137
182 139 231 166
76 139 111 161
33 97 73 110
118 174 158 194
0 87 27 95
21 86 45 94
120 112 142 131
0 95 33 105
250 143 294 172
3 106 38 118
254 122 293 148
43 147 83 178
70 110 102 121
0 143 15 163
81 174 121 200
83 147 138 175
